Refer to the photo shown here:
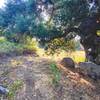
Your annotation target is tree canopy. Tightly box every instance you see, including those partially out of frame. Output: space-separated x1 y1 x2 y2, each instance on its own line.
0 0 100 64
0 0 90 40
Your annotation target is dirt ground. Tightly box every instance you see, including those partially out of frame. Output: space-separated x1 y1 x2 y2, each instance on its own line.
0 54 100 100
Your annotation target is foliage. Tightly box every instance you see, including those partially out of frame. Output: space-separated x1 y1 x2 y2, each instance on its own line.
52 0 88 28
23 36 38 52
0 38 23 54
7 80 23 100
0 36 38 55
50 62 61 85
0 0 99 64
0 0 89 42
45 38 75 55
0 0 91 42
0 0 37 42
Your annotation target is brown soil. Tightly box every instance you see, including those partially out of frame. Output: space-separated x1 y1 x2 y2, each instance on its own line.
0 55 100 100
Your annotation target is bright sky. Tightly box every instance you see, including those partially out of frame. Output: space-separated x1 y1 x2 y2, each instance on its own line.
0 0 5 8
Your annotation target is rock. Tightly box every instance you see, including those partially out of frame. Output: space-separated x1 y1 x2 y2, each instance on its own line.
78 62 100 80
0 86 9 95
87 72 98 81
60 57 75 69
95 55 100 65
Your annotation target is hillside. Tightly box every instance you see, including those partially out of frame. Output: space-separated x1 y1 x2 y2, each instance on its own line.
0 54 100 100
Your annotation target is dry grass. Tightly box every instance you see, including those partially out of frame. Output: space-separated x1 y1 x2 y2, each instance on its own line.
37 48 85 63
70 51 85 63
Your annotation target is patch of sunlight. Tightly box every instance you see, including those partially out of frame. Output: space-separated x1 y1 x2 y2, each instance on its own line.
97 30 100 36
37 48 45 56
37 48 85 63
59 63 94 89
71 51 85 63
35 43 85 63
0 36 6 42
37 48 52 59
80 78 95 88
51 51 85 63
10 59 23 67
27 56 34 61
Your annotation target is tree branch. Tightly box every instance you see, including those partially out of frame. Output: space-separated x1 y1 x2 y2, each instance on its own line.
40 27 80 42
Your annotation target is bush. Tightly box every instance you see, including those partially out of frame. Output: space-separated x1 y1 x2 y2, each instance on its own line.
0 36 38 55
22 36 38 53
45 38 75 55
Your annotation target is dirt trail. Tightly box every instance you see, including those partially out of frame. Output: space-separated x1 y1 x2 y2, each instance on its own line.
0 55 100 100
0 55 54 100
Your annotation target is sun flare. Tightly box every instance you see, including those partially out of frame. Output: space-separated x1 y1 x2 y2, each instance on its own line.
0 0 5 8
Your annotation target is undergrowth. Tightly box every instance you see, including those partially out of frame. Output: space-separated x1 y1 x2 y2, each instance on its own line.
50 62 61 86
0 36 38 55
7 80 23 100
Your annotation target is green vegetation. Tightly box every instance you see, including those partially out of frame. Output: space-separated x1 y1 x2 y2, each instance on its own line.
0 37 23 54
0 0 99 99
45 38 75 55
50 63 61 85
0 0 89 52
0 36 38 55
0 0 99 64
0 1 99 99
7 80 23 100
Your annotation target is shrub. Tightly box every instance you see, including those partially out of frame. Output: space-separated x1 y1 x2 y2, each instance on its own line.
45 38 75 55
0 35 38 55
22 36 38 53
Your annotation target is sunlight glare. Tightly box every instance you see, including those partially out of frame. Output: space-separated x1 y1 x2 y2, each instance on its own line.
0 0 5 8
41 10 49 22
